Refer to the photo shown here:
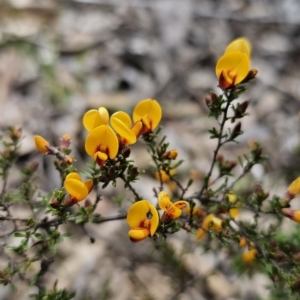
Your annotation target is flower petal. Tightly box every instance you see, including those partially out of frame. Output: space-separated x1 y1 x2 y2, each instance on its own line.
133 99 162 131
167 205 182 219
174 201 188 210
225 37 251 58
34 135 50 154
64 179 88 202
83 107 109 132
215 52 250 85
158 191 172 211
84 179 94 193
131 121 143 137
196 228 206 240
288 177 300 196
110 113 136 144
111 111 132 128
128 227 150 242
66 172 82 181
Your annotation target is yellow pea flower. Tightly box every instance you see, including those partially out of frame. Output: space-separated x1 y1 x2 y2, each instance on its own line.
126 200 159 242
110 111 143 145
155 169 176 183
216 52 250 89
85 125 119 166
202 213 223 231
83 107 109 132
34 135 50 154
132 99 162 135
64 172 93 204
158 191 188 221
196 213 223 240
224 37 251 59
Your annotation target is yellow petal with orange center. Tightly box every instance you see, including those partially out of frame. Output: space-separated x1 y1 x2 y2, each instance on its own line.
126 200 159 236
34 135 50 154
225 37 251 58
85 125 119 159
128 227 150 242
133 99 162 131
215 52 250 85
110 112 136 145
64 178 88 202
82 107 109 132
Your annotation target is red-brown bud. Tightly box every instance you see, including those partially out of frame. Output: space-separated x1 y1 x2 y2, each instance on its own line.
50 198 60 209
234 100 250 118
230 122 242 140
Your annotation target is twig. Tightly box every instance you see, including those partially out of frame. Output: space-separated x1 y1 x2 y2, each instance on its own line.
119 174 142 201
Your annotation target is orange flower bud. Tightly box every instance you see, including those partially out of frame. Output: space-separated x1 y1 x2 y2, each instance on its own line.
281 208 300 223
163 149 178 160
34 135 50 154
288 177 300 197
242 248 257 263
242 68 258 83
239 237 247 248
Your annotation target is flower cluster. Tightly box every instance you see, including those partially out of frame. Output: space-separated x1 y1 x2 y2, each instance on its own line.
83 99 162 166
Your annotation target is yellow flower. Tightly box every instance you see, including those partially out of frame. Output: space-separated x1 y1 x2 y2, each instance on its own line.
288 177 300 196
64 172 93 203
34 135 50 154
83 107 109 132
202 213 223 232
85 125 119 166
197 213 223 240
126 200 159 242
242 248 257 263
110 111 143 145
132 99 162 135
155 169 176 183
224 37 251 59
158 191 187 220
227 192 240 218
216 52 250 89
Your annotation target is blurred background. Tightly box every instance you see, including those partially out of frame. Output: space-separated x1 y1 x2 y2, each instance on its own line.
1 0 300 299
